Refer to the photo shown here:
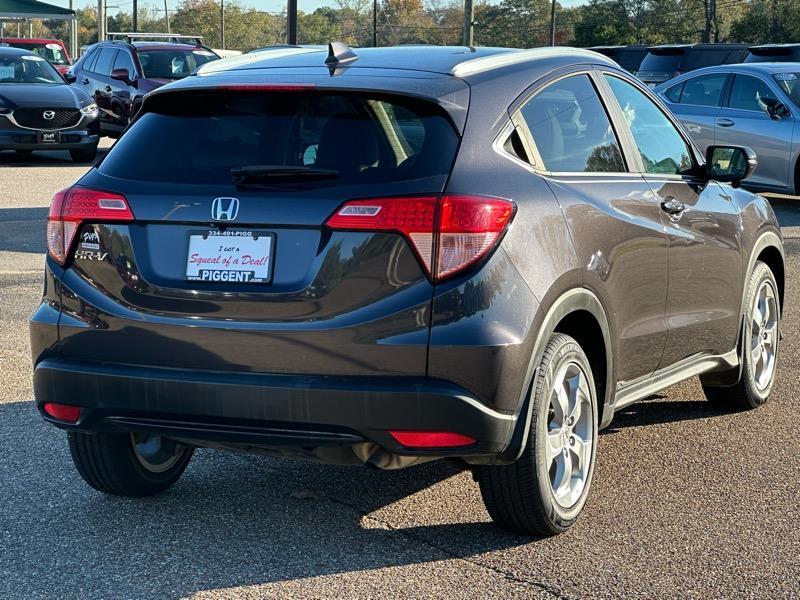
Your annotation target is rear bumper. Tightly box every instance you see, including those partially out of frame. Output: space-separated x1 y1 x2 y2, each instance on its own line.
33 358 516 460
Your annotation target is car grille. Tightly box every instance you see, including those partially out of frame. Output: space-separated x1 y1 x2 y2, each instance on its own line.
12 108 81 130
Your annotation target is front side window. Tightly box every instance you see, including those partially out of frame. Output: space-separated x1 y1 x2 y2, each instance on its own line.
519 74 625 173
605 75 694 175
93 48 117 75
728 75 777 111
676 74 727 107
113 51 137 78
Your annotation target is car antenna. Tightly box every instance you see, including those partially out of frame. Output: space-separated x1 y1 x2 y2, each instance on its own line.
325 42 358 73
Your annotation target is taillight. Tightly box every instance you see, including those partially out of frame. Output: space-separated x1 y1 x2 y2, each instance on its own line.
325 195 514 281
46 186 133 265
42 402 82 423
388 430 477 448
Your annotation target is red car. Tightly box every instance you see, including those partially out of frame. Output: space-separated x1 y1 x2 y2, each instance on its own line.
0 38 72 74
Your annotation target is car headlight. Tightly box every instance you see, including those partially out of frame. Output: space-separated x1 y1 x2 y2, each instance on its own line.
80 103 98 116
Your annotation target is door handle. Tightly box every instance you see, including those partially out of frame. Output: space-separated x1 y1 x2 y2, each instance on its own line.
716 118 735 127
81 78 89 84
661 197 686 215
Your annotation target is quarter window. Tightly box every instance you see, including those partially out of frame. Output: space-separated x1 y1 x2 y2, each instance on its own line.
518 74 625 173
728 75 777 111
604 75 694 175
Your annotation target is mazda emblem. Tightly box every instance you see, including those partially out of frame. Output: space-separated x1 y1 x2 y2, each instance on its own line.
42 110 55 120
211 197 239 221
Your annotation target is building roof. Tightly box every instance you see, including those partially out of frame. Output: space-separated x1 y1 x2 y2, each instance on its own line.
0 0 74 20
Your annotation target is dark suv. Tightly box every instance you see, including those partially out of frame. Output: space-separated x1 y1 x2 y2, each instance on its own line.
745 44 800 63
0 47 99 161
636 43 749 86
31 45 785 536
65 34 219 137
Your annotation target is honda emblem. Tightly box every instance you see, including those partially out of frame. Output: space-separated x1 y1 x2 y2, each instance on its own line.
211 197 239 222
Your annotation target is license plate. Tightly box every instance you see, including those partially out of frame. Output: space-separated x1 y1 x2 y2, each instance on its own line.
38 131 60 144
186 230 273 284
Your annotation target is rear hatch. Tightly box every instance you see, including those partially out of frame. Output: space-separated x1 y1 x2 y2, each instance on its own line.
56 87 461 376
636 48 685 85
745 46 800 63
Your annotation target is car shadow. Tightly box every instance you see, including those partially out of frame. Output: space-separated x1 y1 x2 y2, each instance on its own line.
605 394 729 431
0 144 110 167
0 399 537 598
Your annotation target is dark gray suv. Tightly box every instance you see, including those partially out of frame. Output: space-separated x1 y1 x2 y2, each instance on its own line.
30 45 785 536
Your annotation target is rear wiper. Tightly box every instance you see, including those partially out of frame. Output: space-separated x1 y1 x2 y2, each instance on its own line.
231 165 339 186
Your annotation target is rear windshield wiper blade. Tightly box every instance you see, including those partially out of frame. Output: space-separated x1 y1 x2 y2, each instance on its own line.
231 165 340 185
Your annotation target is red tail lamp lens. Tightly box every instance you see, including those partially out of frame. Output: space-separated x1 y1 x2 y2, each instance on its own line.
47 186 133 264
42 403 81 423
389 431 477 448
325 195 514 281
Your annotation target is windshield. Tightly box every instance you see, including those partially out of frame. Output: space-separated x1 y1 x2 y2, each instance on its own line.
99 91 458 186
137 49 218 79
8 42 69 65
0 54 63 84
774 73 800 107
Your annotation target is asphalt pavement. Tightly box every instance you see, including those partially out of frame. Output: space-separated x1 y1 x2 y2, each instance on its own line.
1 146 798 599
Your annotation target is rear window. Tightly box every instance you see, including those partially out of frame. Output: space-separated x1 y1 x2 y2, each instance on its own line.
639 51 682 72
684 49 733 70
745 48 799 63
99 91 459 186
137 49 218 79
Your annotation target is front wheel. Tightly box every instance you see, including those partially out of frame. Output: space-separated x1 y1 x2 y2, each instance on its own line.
474 333 598 536
68 431 193 496
702 261 780 410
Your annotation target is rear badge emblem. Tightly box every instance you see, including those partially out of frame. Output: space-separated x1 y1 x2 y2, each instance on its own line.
42 110 55 120
211 197 239 222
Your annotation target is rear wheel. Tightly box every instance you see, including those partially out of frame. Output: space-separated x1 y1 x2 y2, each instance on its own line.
68 431 193 496
702 261 780 410
474 333 598 536
70 145 98 163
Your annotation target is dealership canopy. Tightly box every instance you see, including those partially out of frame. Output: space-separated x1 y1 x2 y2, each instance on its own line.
0 0 75 21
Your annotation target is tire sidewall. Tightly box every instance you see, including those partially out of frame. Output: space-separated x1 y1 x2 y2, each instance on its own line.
742 262 780 403
532 336 599 529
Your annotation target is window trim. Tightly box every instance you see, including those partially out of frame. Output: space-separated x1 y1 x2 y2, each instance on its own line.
509 69 633 177
598 70 704 177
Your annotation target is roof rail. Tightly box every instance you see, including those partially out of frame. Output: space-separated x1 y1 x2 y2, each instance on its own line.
451 47 605 77
107 32 204 45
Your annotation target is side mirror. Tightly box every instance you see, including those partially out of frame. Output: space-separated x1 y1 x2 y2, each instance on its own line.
110 68 131 83
759 96 789 120
706 145 757 188
63 71 76 84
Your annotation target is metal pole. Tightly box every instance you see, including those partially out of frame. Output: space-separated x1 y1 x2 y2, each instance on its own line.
28 21 32 37
462 0 473 46
287 0 297 44
164 0 170 33
549 0 556 46
70 0 77 59
132 0 138 32
372 0 377 47
220 0 225 49
97 0 105 41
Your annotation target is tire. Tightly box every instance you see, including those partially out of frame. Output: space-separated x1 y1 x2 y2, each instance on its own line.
474 333 599 536
702 261 780 410
68 431 193 497
70 146 98 163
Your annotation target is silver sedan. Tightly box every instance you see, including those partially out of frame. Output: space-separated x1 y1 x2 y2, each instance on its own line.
655 63 800 195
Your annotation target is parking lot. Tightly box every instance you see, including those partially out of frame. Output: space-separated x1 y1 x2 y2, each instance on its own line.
1 144 799 599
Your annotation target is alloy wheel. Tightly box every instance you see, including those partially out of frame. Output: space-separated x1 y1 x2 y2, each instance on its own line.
750 279 779 391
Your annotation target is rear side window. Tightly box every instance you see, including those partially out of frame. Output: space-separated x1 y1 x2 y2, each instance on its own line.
605 75 694 175
728 75 776 111
518 74 625 173
676 74 727 106
99 92 459 185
